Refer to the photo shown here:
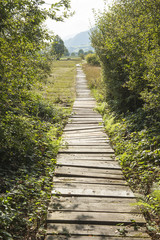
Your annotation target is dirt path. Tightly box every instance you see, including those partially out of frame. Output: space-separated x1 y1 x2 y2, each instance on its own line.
45 65 151 240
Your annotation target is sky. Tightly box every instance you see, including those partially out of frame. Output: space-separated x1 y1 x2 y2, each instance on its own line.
44 0 113 40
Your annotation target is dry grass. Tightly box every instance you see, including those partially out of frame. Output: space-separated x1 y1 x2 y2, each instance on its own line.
36 59 81 107
82 63 106 101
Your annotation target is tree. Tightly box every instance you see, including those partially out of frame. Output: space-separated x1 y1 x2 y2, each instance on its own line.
0 0 72 109
0 1 72 238
71 52 76 56
78 49 84 56
78 49 85 59
51 35 65 59
64 46 70 56
91 0 160 114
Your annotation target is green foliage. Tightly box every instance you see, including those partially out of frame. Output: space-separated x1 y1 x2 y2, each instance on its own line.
84 62 160 237
89 0 160 235
91 0 160 114
64 46 70 56
0 0 73 239
85 53 100 66
50 35 65 60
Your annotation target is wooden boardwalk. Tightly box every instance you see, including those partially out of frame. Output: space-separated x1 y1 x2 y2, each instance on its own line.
45 66 151 240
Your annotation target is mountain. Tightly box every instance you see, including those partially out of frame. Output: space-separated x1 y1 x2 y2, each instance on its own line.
64 30 94 54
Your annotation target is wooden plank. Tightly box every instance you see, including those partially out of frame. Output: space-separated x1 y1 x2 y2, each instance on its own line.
53 182 130 189
65 125 103 129
52 185 134 198
72 109 97 112
63 135 108 140
62 141 109 145
65 123 103 127
73 101 95 103
69 117 102 120
72 107 97 110
56 160 121 169
64 126 103 131
63 129 106 134
53 177 126 185
55 166 123 177
63 130 106 135
68 121 103 124
47 211 146 224
57 153 115 161
46 236 150 240
73 103 96 107
55 172 123 180
72 113 100 117
48 196 137 212
59 147 114 153
63 139 109 143
63 136 110 140
47 224 149 238
72 113 99 116
60 146 113 150
62 141 109 146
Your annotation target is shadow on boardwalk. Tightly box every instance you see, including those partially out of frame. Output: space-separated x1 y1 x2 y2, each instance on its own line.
45 66 151 240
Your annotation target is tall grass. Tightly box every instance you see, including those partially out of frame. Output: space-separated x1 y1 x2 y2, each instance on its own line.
82 63 105 102
35 60 78 107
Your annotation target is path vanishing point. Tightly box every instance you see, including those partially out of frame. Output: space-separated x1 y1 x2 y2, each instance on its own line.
45 65 151 240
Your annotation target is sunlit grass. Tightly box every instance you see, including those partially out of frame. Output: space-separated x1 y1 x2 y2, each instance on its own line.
35 59 81 107
82 63 105 102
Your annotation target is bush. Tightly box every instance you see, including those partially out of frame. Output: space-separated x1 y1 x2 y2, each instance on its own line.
91 0 160 114
85 53 100 66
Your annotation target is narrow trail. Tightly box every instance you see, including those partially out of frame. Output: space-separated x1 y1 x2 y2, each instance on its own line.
45 65 151 240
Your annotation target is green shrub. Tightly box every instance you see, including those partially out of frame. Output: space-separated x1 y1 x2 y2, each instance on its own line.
85 53 100 66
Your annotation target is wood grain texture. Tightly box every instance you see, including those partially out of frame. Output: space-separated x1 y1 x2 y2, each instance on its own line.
45 66 150 240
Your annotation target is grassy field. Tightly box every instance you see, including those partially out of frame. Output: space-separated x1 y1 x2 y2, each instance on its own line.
36 59 81 108
82 63 105 102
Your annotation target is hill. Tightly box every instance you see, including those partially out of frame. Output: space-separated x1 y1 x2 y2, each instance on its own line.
64 30 94 54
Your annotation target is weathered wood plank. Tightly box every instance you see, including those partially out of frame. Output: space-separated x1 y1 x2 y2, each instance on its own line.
73 104 96 108
65 123 103 127
60 145 112 150
75 98 95 101
57 153 115 160
46 236 150 240
63 135 108 140
47 211 146 224
56 160 121 169
52 184 134 198
53 177 125 185
68 120 103 124
69 117 102 120
48 196 137 212
63 130 106 135
47 224 149 238
55 166 123 178
64 126 103 131
62 141 109 146
59 147 114 153
72 113 101 117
